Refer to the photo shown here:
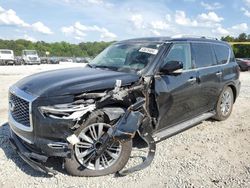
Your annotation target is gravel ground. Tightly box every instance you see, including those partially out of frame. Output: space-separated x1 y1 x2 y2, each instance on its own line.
0 64 249 188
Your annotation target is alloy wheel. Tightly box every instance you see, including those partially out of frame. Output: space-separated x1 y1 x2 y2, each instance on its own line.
220 90 233 116
74 123 122 170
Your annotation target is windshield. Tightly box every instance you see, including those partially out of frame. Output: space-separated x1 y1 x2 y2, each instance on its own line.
24 50 37 55
89 42 161 73
0 50 12 54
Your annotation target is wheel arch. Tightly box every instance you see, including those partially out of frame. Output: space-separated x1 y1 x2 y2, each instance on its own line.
222 83 237 103
227 84 237 103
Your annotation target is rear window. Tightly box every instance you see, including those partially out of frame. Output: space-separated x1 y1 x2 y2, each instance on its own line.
0 50 12 54
192 43 216 68
213 44 229 64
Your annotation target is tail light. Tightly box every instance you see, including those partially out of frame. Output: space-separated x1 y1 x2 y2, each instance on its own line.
245 61 250 66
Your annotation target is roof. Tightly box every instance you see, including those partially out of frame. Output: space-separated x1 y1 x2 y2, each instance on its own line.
118 36 229 45
0 49 13 51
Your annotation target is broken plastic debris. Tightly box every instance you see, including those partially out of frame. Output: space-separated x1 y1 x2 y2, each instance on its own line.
66 134 80 145
114 79 122 92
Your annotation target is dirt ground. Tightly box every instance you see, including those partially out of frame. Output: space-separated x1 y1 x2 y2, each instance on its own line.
0 64 249 188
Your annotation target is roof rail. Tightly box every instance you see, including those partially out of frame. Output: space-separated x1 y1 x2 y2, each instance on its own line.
171 35 219 40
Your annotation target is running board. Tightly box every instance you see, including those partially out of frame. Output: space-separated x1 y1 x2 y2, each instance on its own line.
153 111 215 142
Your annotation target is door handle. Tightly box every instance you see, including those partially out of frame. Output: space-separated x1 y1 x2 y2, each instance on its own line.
216 71 222 76
188 77 196 83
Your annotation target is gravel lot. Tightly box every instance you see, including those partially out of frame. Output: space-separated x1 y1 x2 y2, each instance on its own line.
0 64 249 188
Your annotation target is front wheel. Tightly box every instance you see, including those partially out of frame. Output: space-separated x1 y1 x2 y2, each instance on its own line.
65 112 132 177
213 87 234 121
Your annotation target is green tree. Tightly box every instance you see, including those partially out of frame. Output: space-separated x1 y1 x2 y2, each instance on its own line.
237 33 247 42
0 39 114 57
221 35 234 42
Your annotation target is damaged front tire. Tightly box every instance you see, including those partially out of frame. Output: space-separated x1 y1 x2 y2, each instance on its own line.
65 111 132 177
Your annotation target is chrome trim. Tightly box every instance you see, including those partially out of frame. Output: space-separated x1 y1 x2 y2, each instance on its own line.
47 142 68 149
9 86 38 132
10 123 33 144
216 72 222 76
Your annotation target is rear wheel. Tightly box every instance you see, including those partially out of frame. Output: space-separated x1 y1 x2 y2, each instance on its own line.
65 112 132 177
213 87 234 121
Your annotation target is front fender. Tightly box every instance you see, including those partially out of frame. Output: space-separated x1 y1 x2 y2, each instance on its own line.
101 107 125 121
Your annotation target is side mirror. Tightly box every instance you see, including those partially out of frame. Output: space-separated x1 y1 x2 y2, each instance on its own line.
159 61 183 74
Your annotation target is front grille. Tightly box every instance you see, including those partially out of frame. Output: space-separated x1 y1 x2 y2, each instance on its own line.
29 57 37 61
9 93 30 127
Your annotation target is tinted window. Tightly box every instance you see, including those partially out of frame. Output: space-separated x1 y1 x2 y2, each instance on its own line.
213 44 229 64
192 43 216 68
162 43 192 70
229 48 236 62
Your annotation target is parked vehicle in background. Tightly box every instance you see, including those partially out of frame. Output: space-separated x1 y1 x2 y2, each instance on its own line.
49 57 60 64
14 56 22 65
40 57 49 64
66 58 73 63
75 57 90 63
236 58 250 71
0 49 15 65
21 50 41 65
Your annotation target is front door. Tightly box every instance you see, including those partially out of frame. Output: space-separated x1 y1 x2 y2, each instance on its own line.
154 42 200 131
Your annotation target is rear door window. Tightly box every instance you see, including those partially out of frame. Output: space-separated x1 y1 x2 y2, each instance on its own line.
192 43 216 68
213 44 229 64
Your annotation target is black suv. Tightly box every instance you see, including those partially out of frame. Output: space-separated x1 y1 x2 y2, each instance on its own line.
8 37 240 176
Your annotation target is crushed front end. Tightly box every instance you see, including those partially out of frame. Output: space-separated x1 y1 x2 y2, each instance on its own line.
8 86 76 174
8 75 159 176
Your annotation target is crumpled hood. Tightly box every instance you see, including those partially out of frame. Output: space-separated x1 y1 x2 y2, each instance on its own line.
15 67 139 97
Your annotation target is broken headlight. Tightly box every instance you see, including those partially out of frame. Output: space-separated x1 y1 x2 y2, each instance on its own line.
39 103 96 120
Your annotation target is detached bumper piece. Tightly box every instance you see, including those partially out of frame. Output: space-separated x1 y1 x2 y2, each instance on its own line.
9 131 57 176
112 99 156 176
91 99 156 176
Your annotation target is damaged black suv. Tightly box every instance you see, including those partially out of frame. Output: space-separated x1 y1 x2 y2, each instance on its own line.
8 37 240 176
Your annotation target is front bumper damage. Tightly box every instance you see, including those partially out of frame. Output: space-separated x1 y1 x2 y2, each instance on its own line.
9 76 159 176
9 129 57 175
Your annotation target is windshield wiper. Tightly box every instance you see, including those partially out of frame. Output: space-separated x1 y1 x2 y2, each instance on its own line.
86 64 93 68
91 65 118 71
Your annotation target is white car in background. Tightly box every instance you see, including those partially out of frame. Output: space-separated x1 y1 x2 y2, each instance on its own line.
21 50 41 65
0 49 15 65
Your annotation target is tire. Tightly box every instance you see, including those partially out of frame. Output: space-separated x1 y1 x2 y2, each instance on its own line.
65 111 132 177
213 87 234 121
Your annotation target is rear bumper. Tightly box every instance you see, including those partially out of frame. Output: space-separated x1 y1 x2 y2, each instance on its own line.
0 59 15 64
9 129 57 175
25 61 40 64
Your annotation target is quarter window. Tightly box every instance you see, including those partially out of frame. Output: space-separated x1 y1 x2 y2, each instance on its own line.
192 43 216 68
213 44 229 64
162 43 192 70
229 48 236 62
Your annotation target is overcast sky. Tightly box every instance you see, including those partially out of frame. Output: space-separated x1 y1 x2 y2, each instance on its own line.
0 0 250 43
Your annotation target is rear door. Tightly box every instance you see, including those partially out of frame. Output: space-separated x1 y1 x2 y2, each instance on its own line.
154 42 201 131
191 42 222 112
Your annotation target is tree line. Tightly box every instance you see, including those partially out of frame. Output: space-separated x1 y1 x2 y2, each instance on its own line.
0 39 114 57
221 33 250 58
